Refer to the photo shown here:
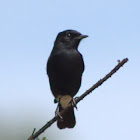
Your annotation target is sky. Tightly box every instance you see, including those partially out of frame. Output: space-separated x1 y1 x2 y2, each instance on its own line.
0 0 140 140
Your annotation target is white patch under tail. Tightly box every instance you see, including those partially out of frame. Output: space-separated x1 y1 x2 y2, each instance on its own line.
56 95 72 109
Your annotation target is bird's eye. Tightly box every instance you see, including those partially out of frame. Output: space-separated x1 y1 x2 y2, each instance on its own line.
67 33 71 38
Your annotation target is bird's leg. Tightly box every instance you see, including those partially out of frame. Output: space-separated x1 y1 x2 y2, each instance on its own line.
70 97 79 110
55 99 63 120
55 107 63 120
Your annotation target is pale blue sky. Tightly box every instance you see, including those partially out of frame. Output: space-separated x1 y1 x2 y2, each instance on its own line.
0 0 140 140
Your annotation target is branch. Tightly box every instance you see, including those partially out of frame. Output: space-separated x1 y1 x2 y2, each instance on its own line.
76 58 128 104
28 58 129 140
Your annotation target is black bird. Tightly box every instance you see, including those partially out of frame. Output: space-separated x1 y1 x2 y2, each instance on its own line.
47 30 88 129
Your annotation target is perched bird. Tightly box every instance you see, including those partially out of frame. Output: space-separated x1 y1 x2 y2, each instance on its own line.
47 30 88 129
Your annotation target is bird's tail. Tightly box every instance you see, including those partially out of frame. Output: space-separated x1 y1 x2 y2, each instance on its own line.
57 104 76 129
56 95 76 129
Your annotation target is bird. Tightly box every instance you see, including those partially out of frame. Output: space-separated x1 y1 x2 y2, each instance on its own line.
47 29 88 129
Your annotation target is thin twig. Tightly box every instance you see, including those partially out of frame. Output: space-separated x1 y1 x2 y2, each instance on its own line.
28 58 128 140
76 58 129 104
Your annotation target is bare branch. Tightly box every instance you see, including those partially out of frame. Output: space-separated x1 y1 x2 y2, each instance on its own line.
76 58 129 104
28 58 128 140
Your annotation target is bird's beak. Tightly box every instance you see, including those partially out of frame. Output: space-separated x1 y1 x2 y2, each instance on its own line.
76 35 88 40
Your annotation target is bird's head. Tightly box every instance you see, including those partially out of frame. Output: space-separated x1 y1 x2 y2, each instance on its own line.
54 30 88 49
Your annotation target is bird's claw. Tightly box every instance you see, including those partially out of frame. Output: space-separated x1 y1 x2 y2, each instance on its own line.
70 98 78 110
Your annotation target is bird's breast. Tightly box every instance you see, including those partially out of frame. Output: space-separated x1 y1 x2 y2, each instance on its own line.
47 49 84 80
